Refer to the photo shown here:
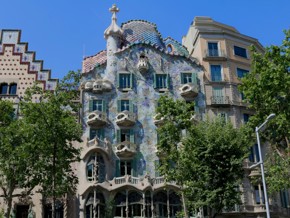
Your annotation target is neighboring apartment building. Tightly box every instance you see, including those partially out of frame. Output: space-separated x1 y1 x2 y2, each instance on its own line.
182 17 290 217
76 4 205 218
0 29 58 217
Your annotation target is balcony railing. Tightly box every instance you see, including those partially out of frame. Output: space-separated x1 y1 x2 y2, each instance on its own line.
204 49 227 60
115 110 136 127
210 96 230 105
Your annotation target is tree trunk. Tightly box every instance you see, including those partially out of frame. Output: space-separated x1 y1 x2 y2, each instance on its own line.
52 142 57 218
5 197 12 218
181 191 189 218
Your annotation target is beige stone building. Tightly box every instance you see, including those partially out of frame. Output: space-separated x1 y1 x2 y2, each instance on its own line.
0 29 58 217
182 17 290 217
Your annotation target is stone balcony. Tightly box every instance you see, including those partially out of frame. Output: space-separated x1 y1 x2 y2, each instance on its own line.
210 96 231 106
87 111 107 127
115 110 136 127
179 83 198 98
153 113 165 127
115 141 137 159
81 79 113 93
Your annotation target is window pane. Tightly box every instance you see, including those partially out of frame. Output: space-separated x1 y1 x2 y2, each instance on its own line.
234 46 247 58
89 129 104 140
119 74 131 89
156 74 167 89
0 83 8 94
92 100 103 111
9 84 17 95
208 42 218 56
237 68 249 78
121 100 130 111
243 114 250 123
182 73 192 84
210 65 222 81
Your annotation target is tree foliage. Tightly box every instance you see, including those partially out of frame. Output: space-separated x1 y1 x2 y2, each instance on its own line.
0 70 82 217
239 30 290 193
156 95 250 217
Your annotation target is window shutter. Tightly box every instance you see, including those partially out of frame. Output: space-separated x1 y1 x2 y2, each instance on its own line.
115 160 120 177
166 74 170 88
153 74 157 88
130 73 133 89
99 129 105 141
89 100 93 112
192 72 197 84
117 73 120 88
102 100 107 112
130 129 135 143
117 100 121 112
116 130 121 143
180 73 185 84
129 101 133 112
194 100 199 115
132 158 137 177
155 160 160 177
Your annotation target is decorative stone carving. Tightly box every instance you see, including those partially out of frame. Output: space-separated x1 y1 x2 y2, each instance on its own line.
92 79 113 93
84 81 93 91
179 83 198 98
153 113 165 127
115 110 136 127
115 141 137 158
137 54 149 73
87 111 107 127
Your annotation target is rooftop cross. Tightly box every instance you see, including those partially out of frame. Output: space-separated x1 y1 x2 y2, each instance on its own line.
109 4 119 22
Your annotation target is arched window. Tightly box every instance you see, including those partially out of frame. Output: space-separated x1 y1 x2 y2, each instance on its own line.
44 200 63 218
169 192 182 217
0 83 8 95
145 191 152 218
154 191 168 217
114 192 126 217
86 153 105 182
85 192 105 218
167 44 173 53
128 192 142 217
9 83 17 95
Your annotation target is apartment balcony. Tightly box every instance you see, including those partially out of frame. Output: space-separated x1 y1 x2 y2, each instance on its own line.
115 141 137 159
153 113 165 127
109 175 178 190
179 83 198 98
115 110 136 127
203 49 227 61
87 111 107 127
82 79 113 93
210 96 231 106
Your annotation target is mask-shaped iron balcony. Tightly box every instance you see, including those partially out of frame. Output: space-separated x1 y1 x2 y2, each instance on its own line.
179 83 198 98
115 110 136 127
87 111 107 127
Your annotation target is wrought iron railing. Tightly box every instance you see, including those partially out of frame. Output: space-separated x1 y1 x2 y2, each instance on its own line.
211 96 230 105
204 49 227 58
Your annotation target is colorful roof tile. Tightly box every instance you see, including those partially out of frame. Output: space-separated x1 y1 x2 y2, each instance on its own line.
82 50 107 73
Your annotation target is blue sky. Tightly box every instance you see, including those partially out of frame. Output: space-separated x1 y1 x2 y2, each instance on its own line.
1 0 289 79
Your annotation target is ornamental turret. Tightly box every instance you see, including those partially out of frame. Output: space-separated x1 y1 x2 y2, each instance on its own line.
104 4 123 76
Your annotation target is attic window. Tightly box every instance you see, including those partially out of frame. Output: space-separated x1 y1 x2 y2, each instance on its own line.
167 44 173 53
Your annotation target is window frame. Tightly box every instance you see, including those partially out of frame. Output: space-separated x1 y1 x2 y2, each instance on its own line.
180 71 197 85
210 64 223 82
0 83 9 95
237 68 249 78
89 99 106 112
208 42 219 57
234 46 248 58
117 71 133 91
154 73 169 90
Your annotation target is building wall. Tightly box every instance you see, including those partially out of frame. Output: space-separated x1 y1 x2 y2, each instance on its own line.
0 29 57 217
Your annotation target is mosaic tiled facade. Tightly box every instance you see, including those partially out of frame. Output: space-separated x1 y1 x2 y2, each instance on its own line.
76 4 204 218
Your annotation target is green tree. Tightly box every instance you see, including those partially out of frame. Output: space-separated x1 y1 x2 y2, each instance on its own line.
239 30 290 193
0 100 42 217
156 95 250 218
21 70 82 217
